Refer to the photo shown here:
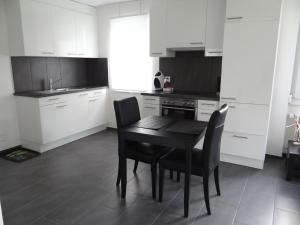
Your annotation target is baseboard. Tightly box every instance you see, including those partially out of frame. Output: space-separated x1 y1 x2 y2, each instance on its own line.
22 125 107 153
220 153 264 169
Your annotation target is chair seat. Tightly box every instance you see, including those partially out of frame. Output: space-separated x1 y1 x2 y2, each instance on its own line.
125 141 171 163
159 148 204 175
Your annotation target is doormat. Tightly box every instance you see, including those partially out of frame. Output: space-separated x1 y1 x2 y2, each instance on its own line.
0 147 40 163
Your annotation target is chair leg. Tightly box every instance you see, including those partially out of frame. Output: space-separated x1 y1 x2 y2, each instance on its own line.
170 170 173 180
214 166 221 196
203 175 211 215
151 163 157 199
116 158 121 186
177 171 180 182
133 160 139 174
159 167 165 202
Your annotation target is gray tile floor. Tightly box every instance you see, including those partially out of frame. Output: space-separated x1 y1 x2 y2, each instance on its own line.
0 129 300 225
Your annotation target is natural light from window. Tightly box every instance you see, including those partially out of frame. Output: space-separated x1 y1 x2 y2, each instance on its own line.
109 15 153 92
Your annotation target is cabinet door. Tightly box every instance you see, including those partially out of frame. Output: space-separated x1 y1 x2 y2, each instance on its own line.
69 93 90 134
220 102 270 135
143 104 160 118
166 0 207 48
21 0 55 56
53 7 77 57
150 0 168 57
226 0 282 22
88 96 107 129
75 13 98 57
205 0 226 56
220 21 279 105
40 103 72 143
221 131 267 160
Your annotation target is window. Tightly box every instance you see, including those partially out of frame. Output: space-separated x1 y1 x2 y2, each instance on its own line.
109 15 153 92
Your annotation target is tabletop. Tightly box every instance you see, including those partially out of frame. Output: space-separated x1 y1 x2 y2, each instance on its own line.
121 117 208 149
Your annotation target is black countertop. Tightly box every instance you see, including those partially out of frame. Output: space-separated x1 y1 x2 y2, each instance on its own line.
141 91 219 101
14 86 108 98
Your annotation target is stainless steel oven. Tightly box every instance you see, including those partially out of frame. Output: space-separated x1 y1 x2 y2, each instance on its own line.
161 97 197 120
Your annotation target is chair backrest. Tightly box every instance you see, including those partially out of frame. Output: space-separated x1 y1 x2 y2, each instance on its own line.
202 104 228 174
114 97 141 129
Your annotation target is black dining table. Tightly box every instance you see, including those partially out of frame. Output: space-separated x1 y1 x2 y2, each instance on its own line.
119 116 208 217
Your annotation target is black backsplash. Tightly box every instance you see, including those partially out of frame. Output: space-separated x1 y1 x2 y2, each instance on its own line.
159 51 222 95
11 57 108 93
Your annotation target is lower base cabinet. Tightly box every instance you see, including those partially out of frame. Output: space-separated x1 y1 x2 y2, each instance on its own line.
221 131 267 160
16 88 108 152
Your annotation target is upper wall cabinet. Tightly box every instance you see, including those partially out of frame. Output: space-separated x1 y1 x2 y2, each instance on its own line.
205 0 226 57
149 0 174 57
5 0 99 58
226 0 282 22
165 0 207 49
220 21 279 105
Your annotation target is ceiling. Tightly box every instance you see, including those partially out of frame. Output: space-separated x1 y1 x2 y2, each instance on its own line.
71 0 132 7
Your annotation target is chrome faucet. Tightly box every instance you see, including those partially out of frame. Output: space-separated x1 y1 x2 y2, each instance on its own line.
49 78 62 91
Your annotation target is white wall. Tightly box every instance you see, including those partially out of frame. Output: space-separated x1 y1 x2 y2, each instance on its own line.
97 0 159 128
0 0 20 151
267 0 300 156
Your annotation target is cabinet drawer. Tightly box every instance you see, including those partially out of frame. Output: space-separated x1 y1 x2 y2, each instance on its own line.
143 104 160 118
92 89 107 97
221 132 266 160
197 109 214 122
198 100 219 110
220 102 269 135
39 95 68 106
143 96 160 105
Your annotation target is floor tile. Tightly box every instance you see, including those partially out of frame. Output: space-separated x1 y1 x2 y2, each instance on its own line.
273 208 300 225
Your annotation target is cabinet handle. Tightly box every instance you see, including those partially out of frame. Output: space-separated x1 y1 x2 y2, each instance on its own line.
145 98 157 101
144 106 156 109
227 17 243 20
56 105 67 108
200 112 211 115
190 42 203 45
221 97 237 101
151 52 163 55
48 98 60 101
229 106 236 109
79 93 88 96
89 99 97 102
201 103 216 106
233 135 248 140
42 51 54 55
207 51 222 54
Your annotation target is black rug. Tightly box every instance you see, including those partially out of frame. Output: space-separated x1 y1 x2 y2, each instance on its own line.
0 147 39 163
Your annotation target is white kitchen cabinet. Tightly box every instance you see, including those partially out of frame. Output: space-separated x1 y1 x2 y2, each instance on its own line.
15 88 108 152
220 102 270 136
6 0 98 57
205 0 227 57
88 95 107 129
53 7 77 57
197 100 219 122
149 0 174 57
226 0 282 22
220 21 279 105
20 0 55 56
142 95 160 117
40 103 73 143
165 0 207 49
221 131 267 160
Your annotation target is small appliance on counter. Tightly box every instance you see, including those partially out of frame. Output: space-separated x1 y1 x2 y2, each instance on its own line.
163 76 174 93
153 72 164 91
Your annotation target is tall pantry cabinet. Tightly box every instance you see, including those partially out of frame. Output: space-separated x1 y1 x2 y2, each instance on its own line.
220 0 283 168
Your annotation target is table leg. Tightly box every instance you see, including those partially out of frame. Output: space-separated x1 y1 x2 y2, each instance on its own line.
184 144 192 217
120 138 127 198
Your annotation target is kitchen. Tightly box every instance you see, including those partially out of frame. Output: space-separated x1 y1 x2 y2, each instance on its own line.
0 0 300 224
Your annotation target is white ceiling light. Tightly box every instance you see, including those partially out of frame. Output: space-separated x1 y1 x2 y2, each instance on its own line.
70 0 133 7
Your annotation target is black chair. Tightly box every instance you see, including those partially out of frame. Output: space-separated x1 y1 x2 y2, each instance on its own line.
114 97 171 199
158 104 228 215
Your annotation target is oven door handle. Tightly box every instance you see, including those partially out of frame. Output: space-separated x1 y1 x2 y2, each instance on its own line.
162 106 195 111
